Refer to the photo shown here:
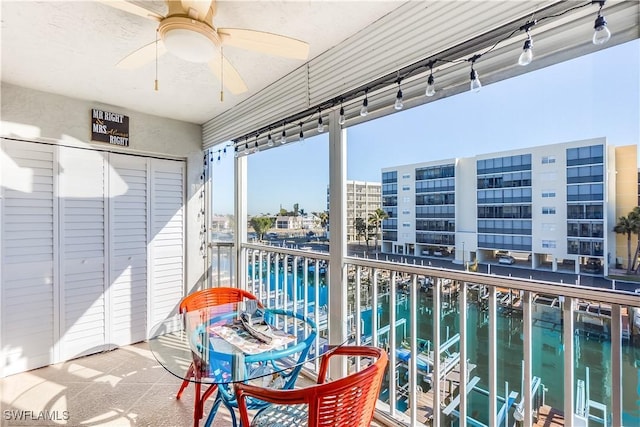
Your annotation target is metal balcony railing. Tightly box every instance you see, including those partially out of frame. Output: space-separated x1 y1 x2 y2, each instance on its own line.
235 243 640 427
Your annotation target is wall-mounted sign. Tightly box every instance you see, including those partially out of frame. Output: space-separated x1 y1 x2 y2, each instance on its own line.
91 108 129 146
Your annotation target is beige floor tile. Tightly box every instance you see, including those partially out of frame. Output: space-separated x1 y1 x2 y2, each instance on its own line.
0 343 388 427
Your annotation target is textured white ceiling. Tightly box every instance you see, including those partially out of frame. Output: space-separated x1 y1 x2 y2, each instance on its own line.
1 0 405 124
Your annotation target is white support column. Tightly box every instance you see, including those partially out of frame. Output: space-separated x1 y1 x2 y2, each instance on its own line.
562 296 574 426
328 109 348 379
234 154 248 290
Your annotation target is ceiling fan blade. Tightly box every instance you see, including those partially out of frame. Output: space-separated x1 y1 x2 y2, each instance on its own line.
180 0 214 20
96 0 163 21
208 55 248 95
218 28 309 60
117 40 168 69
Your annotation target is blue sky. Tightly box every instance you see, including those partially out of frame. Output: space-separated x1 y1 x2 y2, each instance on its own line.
212 39 639 216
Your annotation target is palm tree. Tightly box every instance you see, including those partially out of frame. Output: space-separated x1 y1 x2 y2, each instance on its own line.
318 211 329 237
613 208 640 273
354 217 369 250
250 216 275 241
630 206 640 273
368 208 388 252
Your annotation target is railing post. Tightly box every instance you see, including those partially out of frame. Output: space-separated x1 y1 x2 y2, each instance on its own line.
328 109 348 379
389 270 398 417
488 286 497 427
459 281 468 427
523 291 532 427
611 304 622 427
433 277 442 426
562 296 574 426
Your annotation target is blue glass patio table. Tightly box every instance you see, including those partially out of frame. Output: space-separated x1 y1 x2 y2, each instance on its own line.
148 302 321 427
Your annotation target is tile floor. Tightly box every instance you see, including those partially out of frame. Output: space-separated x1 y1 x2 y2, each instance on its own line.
1 343 243 427
0 343 388 427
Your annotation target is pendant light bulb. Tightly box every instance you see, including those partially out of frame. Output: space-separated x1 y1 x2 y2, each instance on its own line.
267 132 274 147
593 14 611 45
470 68 481 93
280 127 287 145
252 138 259 153
243 141 249 155
360 95 369 117
425 74 436 97
223 146 227 157
394 87 404 110
338 105 345 125
298 123 304 142
518 36 533 66
317 113 325 133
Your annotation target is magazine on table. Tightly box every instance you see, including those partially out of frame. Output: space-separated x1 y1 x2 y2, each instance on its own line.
210 307 295 354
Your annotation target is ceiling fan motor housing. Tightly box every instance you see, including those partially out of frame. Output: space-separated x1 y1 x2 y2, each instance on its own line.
158 16 221 63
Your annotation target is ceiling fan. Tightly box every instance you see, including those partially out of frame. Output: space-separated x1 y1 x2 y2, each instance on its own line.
100 0 310 95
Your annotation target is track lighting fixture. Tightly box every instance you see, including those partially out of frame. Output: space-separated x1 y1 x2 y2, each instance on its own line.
394 80 404 110
280 122 287 144
338 100 345 125
267 130 274 147
592 1 611 45
360 90 369 116
298 122 304 142
317 108 325 133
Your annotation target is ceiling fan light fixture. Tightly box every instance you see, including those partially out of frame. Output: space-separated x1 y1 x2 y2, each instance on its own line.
159 17 219 63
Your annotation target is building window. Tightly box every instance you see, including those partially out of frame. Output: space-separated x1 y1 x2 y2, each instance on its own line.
402 209 410 215
403 196 410 203
402 173 411 179
382 171 397 183
567 183 604 201
542 207 556 214
566 144 604 166
542 191 556 198
402 185 410 191
542 156 556 164
402 222 411 227
542 240 556 248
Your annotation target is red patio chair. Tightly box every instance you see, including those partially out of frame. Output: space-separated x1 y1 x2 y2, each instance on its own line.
235 345 388 427
176 287 260 427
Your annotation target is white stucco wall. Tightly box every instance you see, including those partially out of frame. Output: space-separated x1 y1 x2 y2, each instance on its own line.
0 82 205 293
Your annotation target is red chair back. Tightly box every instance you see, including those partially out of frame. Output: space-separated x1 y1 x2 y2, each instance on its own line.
236 346 388 427
179 287 259 313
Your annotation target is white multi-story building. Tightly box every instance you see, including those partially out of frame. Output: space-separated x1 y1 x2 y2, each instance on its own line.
381 138 638 276
328 180 382 242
